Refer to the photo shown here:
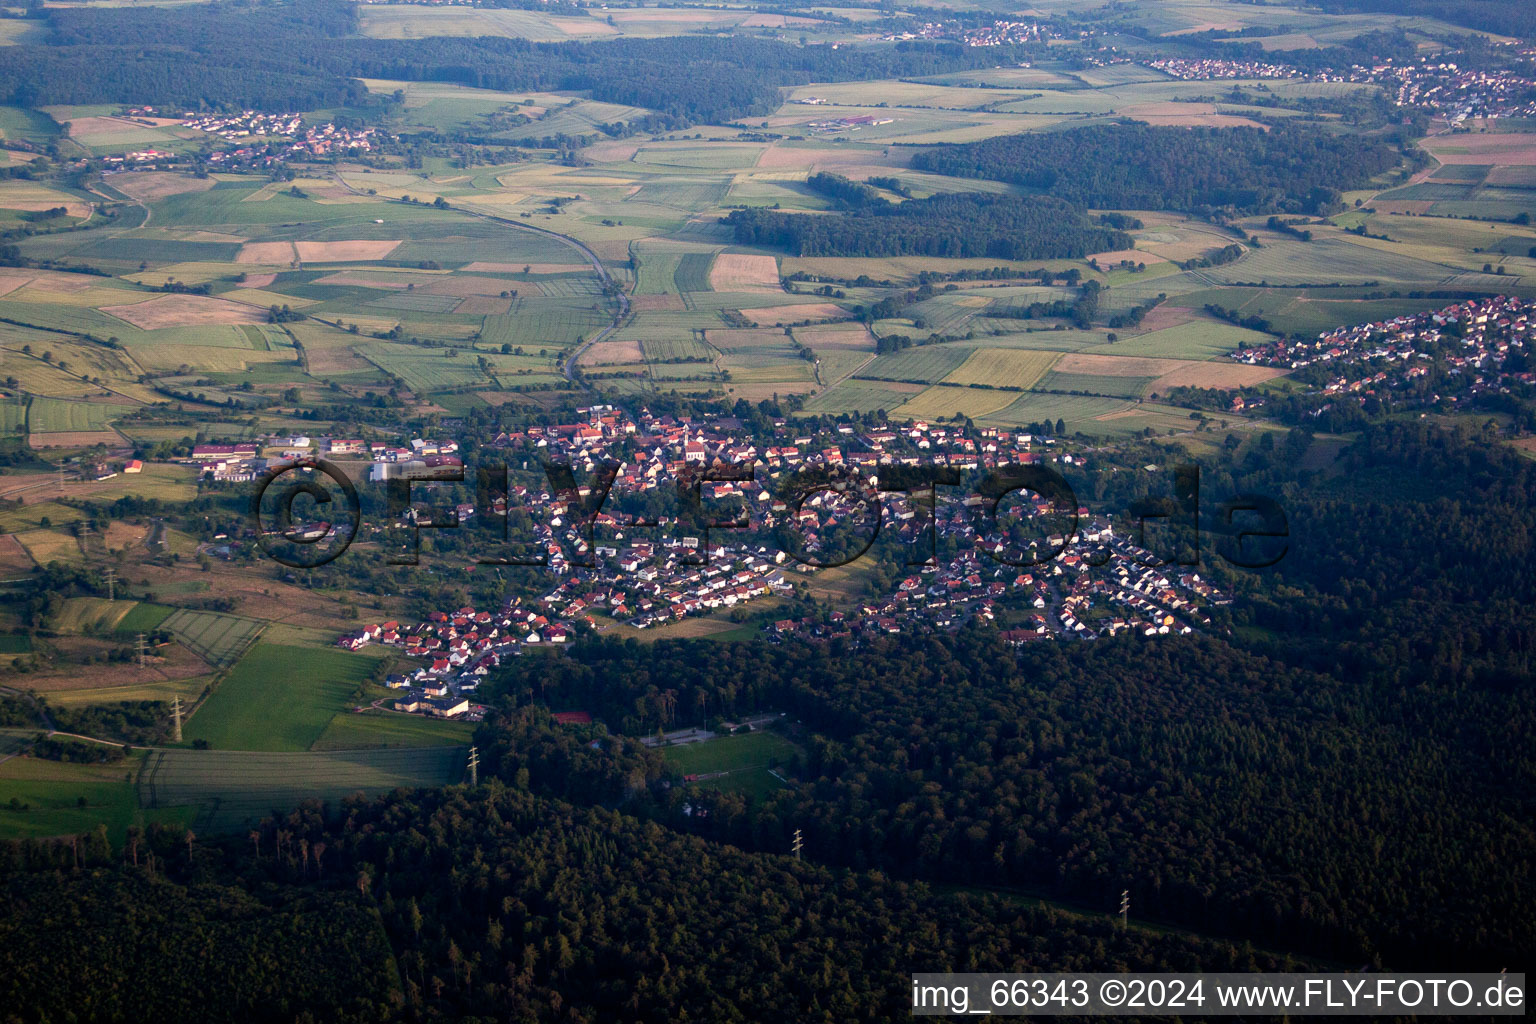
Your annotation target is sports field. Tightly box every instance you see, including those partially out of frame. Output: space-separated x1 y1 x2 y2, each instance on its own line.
662 729 797 800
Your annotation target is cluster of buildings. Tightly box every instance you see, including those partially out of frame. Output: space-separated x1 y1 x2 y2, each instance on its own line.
188 442 262 482
1361 60 1536 121
878 19 1064 46
364 406 1228 645
187 436 463 482
774 536 1224 644
344 605 568 718
808 114 895 134
1232 297 1534 404
1147 57 1308 81
959 21 1054 47
102 149 176 167
105 109 390 170
199 403 1237 722
1144 50 1536 120
182 111 305 141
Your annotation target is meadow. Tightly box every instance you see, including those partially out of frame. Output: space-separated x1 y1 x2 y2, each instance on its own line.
311 712 475 751
139 745 466 833
182 643 378 752
0 751 188 842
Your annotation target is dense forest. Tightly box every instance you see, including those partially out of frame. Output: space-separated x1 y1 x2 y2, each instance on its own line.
471 421 1536 969
725 192 1130 259
0 424 1530 1020
1315 0 1536 41
909 125 1402 216
0 789 1300 1023
0 0 1034 122
0 869 400 1023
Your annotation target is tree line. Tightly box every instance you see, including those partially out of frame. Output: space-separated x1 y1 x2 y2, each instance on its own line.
725 191 1130 259
0 0 1046 123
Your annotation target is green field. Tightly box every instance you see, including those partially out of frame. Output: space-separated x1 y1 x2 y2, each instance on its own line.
161 608 263 667
0 395 26 435
0 751 187 842
641 336 715 362
138 745 466 832
1205 237 1460 288
112 602 175 635
673 252 715 293
183 643 377 751
363 342 492 392
481 304 610 352
662 728 797 800
26 397 115 432
857 345 971 383
1098 322 1272 360
1036 371 1156 399
798 379 916 415
43 674 211 710
0 500 85 533
979 391 1133 430
635 249 682 294
311 711 475 750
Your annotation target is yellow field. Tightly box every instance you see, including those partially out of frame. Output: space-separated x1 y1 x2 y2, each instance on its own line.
220 288 318 310
101 293 267 330
0 181 91 218
45 675 212 708
124 261 252 286
235 241 299 265
709 254 780 292
14 529 82 565
5 285 147 308
894 385 1020 422
1147 362 1285 392
943 349 1060 390
128 344 292 373
50 596 135 633
0 355 107 398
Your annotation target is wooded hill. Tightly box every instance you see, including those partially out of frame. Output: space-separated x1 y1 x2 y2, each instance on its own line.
910 124 1403 216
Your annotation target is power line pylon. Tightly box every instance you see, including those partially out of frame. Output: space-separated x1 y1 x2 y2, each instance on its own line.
171 695 182 744
467 745 479 786
792 828 803 861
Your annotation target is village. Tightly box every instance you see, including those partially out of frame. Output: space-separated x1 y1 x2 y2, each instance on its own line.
1231 295 1534 406
879 18 1068 46
1144 49 1536 121
102 107 390 170
310 406 1234 719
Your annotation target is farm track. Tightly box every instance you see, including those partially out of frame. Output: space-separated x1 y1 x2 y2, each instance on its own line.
328 172 628 384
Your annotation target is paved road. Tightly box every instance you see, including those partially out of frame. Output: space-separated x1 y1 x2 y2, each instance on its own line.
329 172 628 384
